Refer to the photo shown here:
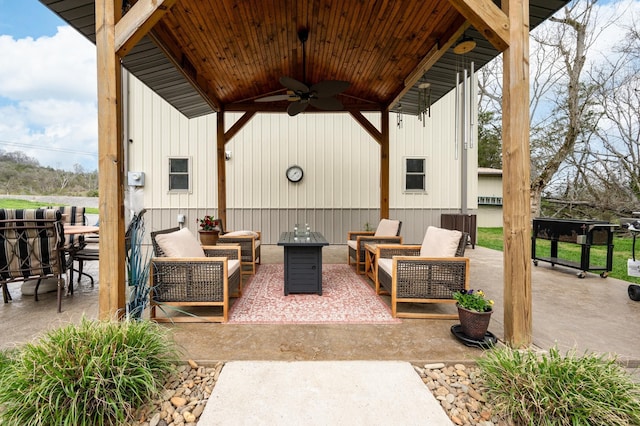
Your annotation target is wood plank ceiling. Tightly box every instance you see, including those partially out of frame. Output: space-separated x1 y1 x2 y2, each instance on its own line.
41 0 569 118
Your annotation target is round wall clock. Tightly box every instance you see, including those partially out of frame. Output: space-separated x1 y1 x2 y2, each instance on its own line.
286 165 304 183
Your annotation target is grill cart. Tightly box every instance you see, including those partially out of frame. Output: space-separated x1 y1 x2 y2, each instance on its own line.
532 218 618 278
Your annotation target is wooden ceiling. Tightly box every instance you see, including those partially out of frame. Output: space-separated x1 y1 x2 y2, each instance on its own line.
153 0 466 112
41 0 569 117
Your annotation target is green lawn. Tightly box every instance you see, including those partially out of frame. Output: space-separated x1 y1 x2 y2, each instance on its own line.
0 198 99 214
478 227 640 284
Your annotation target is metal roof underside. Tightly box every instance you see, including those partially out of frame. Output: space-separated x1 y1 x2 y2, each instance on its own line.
39 0 568 119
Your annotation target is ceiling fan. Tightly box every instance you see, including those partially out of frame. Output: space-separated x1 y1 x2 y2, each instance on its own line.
255 28 350 116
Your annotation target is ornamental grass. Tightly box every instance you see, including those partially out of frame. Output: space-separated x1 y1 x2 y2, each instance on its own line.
0 318 179 426
476 346 640 426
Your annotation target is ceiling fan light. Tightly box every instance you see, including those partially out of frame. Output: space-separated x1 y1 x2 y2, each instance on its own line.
453 37 476 54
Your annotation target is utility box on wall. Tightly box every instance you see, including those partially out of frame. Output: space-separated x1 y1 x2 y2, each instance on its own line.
441 214 477 248
127 171 145 187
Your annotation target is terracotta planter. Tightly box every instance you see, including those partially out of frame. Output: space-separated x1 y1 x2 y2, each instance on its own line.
457 304 492 340
198 230 219 245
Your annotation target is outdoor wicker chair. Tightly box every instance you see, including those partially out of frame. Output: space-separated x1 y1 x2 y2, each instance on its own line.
0 208 66 312
347 219 402 274
149 227 242 322
375 226 469 319
216 220 261 276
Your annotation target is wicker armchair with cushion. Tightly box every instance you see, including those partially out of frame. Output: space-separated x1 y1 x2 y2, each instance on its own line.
216 220 261 276
347 219 402 274
149 227 242 323
375 226 469 319
0 209 66 312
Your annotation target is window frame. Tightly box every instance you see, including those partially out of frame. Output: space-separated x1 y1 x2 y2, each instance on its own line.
168 156 192 193
403 156 427 193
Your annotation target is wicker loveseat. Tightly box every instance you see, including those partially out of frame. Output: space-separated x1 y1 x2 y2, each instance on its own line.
216 221 261 276
150 227 242 322
375 226 469 319
0 209 66 312
347 219 402 274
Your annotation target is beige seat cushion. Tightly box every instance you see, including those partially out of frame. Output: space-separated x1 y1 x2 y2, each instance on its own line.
347 240 358 250
374 219 400 237
420 226 462 257
378 258 393 275
227 259 240 276
155 228 206 258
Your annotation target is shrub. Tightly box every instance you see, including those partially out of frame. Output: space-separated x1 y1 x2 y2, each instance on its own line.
0 318 179 425
476 346 640 425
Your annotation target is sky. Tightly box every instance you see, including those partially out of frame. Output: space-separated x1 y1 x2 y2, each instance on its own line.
0 1 638 172
0 0 97 171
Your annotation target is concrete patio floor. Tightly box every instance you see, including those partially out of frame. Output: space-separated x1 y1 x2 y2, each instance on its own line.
1 245 638 367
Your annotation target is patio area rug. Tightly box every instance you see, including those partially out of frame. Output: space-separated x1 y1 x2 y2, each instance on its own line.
228 264 400 324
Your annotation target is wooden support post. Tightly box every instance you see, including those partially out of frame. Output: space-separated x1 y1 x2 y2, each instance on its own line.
502 0 532 347
96 0 126 319
380 110 390 220
217 111 227 227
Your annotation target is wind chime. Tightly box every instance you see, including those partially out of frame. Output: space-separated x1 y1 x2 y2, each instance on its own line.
396 103 403 128
453 31 477 160
417 81 431 126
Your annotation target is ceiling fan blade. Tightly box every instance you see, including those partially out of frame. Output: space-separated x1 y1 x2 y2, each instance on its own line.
255 94 292 102
287 101 309 116
310 80 350 97
309 96 344 111
280 76 309 93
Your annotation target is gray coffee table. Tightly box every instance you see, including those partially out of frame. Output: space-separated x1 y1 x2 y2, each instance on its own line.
277 232 329 295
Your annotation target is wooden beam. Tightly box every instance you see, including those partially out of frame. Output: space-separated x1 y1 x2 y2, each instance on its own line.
348 110 382 143
217 112 227 228
501 0 532 348
115 0 177 57
96 0 126 320
447 0 510 52
388 17 469 111
225 102 383 113
224 111 256 142
380 111 390 219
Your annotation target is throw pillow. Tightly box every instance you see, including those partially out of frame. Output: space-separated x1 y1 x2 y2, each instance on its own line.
155 228 205 257
223 230 259 238
374 219 400 236
420 226 462 257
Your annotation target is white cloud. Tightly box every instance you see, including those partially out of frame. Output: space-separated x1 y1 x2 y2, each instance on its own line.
0 25 97 171
588 0 640 67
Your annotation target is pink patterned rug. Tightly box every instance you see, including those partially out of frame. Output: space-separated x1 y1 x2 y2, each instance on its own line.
228 264 400 324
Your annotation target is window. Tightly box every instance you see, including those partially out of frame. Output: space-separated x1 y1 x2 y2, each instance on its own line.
169 157 190 192
404 157 426 192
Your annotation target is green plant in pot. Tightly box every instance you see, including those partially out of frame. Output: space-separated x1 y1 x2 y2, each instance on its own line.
453 289 494 340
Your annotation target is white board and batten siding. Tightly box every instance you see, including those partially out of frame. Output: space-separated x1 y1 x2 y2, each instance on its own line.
127 74 478 244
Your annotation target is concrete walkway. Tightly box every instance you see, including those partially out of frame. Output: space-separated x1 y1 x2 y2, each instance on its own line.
199 361 452 426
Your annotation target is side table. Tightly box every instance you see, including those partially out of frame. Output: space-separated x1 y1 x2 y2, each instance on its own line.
364 243 378 282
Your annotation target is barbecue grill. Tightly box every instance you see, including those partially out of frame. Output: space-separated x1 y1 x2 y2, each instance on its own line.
531 218 618 278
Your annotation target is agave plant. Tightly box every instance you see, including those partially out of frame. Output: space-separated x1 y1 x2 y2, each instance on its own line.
126 209 151 319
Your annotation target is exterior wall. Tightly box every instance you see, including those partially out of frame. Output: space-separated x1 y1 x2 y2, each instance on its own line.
126 73 478 244
477 173 503 227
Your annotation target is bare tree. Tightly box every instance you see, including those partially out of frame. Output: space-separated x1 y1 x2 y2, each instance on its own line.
527 0 609 217
477 0 618 217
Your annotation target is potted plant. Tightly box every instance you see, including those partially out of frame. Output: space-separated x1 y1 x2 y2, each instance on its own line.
197 215 221 245
452 289 494 340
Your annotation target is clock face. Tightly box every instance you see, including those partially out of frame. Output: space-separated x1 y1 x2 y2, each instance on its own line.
286 165 304 183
